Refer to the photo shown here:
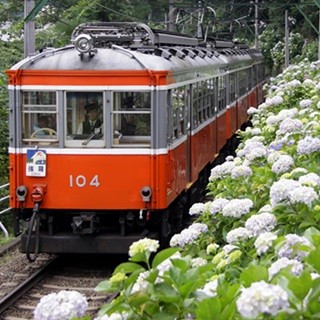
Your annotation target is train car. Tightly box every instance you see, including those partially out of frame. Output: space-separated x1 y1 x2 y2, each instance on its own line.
6 22 265 260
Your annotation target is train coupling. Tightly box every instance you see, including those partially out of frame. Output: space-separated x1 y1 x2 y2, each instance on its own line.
72 213 99 235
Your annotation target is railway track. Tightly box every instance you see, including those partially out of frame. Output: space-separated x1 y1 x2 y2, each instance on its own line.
0 248 124 320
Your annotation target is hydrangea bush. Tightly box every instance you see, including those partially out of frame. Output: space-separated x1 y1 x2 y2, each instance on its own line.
35 59 320 319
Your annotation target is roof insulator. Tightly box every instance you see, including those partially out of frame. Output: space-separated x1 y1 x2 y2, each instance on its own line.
182 49 196 59
168 48 186 59
154 48 171 59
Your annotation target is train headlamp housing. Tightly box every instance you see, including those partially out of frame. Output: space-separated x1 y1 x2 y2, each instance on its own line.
16 185 28 202
141 186 152 202
73 34 94 54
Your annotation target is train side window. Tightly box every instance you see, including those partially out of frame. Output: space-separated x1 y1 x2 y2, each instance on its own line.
218 76 226 112
65 92 104 147
229 72 236 102
112 92 151 146
171 87 187 138
239 69 247 97
21 91 58 146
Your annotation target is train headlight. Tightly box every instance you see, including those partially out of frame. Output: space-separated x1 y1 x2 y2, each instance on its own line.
141 186 152 202
73 34 93 54
16 185 28 202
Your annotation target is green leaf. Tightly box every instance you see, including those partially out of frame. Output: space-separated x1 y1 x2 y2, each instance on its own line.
305 247 320 273
152 311 177 320
95 280 113 292
114 262 145 275
239 264 268 287
288 271 312 301
196 297 222 320
154 282 180 303
304 227 320 246
152 247 180 268
170 257 189 272
128 291 150 307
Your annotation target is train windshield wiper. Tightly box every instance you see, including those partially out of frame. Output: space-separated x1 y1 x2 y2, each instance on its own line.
82 127 101 146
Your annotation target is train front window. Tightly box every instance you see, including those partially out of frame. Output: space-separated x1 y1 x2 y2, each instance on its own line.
112 92 151 146
21 91 57 146
65 92 104 147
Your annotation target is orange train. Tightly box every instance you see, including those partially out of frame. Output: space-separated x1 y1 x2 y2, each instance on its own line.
6 22 265 258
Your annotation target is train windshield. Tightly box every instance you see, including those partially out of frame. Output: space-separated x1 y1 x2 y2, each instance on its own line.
65 92 104 147
112 92 151 146
20 90 152 148
21 91 58 146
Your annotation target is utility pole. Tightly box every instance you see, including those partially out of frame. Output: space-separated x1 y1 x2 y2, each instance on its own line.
167 0 175 32
254 0 259 49
284 10 289 68
24 0 35 58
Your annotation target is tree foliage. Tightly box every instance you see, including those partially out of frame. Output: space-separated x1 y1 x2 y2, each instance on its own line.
0 0 319 211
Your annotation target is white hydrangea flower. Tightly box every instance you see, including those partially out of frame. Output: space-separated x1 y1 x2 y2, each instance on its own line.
237 139 265 157
299 173 320 187
169 234 181 247
299 99 312 108
189 202 205 216
226 227 252 244
206 243 220 255
254 232 277 255
271 155 294 174
178 229 201 247
225 155 234 161
247 107 259 115
231 164 252 179
277 118 303 135
156 252 181 279
34 290 88 320
222 244 239 254
265 95 284 106
131 270 150 294
245 212 277 236
208 198 230 215
221 198 253 218
268 257 304 279
236 281 289 318
129 238 159 257
303 78 315 86
269 179 301 207
191 257 207 267
258 204 273 213
276 234 312 260
251 128 262 136
277 108 298 120
267 151 282 164
311 272 320 280
196 279 218 299
297 136 320 155
209 161 236 180
245 146 268 162
266 114 280 126
290 167 308 176
170 224 206 248
288 186 318 206
188 222 209 233
286 79 301 87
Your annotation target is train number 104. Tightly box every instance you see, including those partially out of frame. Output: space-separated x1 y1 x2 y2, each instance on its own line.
69 175 100 188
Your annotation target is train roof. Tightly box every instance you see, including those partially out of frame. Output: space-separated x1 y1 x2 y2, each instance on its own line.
11 22 262 73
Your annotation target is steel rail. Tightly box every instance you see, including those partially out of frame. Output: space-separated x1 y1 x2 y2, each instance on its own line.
0 256 59 315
